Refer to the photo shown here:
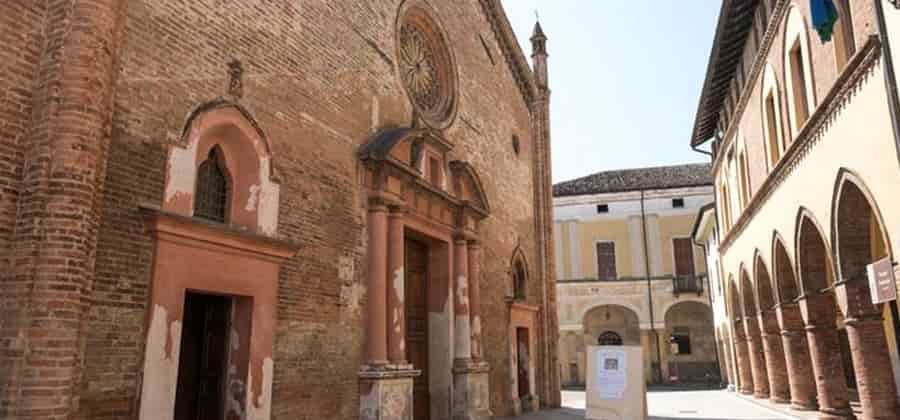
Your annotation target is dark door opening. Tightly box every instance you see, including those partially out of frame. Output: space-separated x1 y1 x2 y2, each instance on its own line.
517 327 531 400
174 292 231 420
405 238 430 420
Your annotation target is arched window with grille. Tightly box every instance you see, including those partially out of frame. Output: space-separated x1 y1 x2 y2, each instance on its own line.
513 260 527 301
194 147 230 223
598 331 623 346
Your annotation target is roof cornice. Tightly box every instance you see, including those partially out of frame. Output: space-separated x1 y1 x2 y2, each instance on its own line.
478 0 539 111
691 0 762 147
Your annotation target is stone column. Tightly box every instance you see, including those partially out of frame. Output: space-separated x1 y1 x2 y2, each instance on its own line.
758 310 790 404
744 317 770 399
387 207 406 365
776 303 817 410
365 202 389 366
452 235 491 420
836 282 900 420
454 237 472 363
733 320 754 395
467 240 483 361
360 202 417 420
799 293 853 419
2 1 126 417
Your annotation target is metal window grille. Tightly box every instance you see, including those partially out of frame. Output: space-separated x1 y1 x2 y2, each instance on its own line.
195 148 229 223
598 331 623 346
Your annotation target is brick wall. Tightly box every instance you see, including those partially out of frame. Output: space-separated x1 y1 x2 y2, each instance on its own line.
0 0 47 414
0 1 560 419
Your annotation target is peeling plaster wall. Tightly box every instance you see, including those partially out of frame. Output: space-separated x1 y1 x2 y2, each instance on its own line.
139 305 182 420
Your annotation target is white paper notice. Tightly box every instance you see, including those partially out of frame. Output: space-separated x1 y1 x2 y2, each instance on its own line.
595 348 627 399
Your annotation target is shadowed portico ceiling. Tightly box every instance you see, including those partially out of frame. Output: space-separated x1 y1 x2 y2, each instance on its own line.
691 0 761 147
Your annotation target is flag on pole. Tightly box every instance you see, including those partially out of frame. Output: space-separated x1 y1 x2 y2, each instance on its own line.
810 0 839 42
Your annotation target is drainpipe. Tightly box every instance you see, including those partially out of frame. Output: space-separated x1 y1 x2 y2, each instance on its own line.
640 190 663 383
873 0 900 363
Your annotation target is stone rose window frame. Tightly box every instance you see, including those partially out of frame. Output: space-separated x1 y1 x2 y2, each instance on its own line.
395 1 459 130
138 100 296 420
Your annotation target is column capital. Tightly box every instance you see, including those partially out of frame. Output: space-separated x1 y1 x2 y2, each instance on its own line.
388 203 409 216
466 239 481 249
453 230 477 243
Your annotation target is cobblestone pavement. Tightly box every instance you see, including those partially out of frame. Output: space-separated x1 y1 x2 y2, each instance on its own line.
497 390 800 419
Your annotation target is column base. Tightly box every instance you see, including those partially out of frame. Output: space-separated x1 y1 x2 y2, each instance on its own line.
790 400 818 411
815 407 855 420
359 367 421 420
511 394 540 415
452 360 492 420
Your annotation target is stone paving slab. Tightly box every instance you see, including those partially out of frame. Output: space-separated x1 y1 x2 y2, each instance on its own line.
498 390 804 420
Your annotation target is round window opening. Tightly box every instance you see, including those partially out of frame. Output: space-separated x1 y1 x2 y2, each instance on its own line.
397 5 458 129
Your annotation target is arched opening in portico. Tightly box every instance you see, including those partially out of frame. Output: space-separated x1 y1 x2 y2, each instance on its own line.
771 234 817 410
741 267 769 399
833 171 900 417
754 253 790 403
796 211 854 417
663 301 716 383
728 277 753 394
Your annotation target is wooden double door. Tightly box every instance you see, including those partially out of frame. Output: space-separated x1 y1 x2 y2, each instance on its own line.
405 238 430 420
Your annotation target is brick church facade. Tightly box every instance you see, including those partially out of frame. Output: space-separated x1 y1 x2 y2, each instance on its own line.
0 1 560 419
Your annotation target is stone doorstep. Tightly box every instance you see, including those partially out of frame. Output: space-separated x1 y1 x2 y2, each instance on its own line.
733 391 819 420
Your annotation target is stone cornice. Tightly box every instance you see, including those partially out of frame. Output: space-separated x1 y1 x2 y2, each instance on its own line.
719 36 883 254
712 0 790 175
478 0 539 112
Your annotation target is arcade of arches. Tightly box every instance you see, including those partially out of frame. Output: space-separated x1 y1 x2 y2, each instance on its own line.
721 173 900 419
559 300 717 386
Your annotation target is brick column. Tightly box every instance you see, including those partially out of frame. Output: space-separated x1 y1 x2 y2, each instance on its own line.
2 1 125 417
467 240 483 361
454 237 472 362
744 317 770 399
800 293 853 418
836 282 899 419
365 202 389 366
733 320 754 395
387 207 406 365
758 310 790 404
776 303 817 410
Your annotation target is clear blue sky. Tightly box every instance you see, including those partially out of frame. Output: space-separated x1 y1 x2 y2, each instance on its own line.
503 1 721 183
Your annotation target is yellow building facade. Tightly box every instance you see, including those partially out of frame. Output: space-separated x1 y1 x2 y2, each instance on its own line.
692 1 900 418
553 165 718 385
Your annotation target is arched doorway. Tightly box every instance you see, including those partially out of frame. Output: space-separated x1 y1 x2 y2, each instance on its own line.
576 305 641 386
796 210 854 417
663 301 716 383
833 173 900 417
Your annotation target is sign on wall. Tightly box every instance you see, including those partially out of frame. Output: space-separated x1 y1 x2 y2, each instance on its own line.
867 257 897 304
